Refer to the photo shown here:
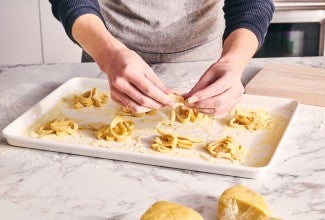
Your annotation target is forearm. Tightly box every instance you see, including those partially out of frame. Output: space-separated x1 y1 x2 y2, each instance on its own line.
220 0 274 74
49 0 105 43
223 0 275 48
218 28 258 73
50 0 126 70
71 14 127 71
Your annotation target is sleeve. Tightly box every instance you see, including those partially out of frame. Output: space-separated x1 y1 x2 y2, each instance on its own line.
49 0 106 43
222 0 275 48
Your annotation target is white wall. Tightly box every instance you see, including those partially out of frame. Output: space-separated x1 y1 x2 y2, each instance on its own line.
0 0 81 65
0 0 42 65
39 0 81 64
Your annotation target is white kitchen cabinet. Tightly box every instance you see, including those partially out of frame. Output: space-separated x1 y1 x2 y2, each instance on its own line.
40 0 81 63
0 0 42 65
0 0 81 65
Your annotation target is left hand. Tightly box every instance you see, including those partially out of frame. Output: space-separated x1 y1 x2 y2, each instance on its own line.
183 61 244 115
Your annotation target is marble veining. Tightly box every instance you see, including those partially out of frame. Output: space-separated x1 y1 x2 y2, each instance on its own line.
1 57 325 220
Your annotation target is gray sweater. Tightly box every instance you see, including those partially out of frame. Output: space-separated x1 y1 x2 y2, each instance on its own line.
50 0 275 63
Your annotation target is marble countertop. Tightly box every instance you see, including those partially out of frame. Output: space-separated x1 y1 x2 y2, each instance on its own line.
1 57 324 220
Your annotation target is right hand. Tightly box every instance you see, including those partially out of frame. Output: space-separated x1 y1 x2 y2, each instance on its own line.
71 14 172 113
102 48 173 113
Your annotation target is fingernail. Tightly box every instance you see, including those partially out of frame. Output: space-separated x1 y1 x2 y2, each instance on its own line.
154 103 163 109
167 89 176 94
187 96 199 104
168 102 177 109
136 107 152 113
201 109 215 114
181 105 189 110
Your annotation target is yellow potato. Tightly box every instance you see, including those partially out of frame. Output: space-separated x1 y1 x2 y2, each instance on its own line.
141 201 203 220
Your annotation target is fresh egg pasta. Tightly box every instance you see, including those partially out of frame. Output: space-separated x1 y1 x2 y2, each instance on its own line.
206 136 245 162
176 106 208 123
117 107 157 117
151 133 178 153
151 127 203 153
95 116 135 142
73 88 108 109
229 109 272 131
168 93 208 126
38 118 79 136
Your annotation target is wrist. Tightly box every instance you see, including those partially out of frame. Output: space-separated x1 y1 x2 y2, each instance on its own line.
94 38 128 72
72 14 128 71
216 55 245 74
218 28 258 72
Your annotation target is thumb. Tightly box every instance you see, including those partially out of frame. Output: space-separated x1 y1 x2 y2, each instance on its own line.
145 68 172 94
183 69 216 99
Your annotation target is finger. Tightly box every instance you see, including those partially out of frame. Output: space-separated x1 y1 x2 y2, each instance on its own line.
187 74 234 104
110 76 164 109
129 73 173 106
111 89 152 113
183 66 217 99
144 68 173 94
187 83 244 109
196 96 242 116
122 81 165 109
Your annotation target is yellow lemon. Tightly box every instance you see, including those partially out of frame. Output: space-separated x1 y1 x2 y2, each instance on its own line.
141 201 203 220
218 185 272 220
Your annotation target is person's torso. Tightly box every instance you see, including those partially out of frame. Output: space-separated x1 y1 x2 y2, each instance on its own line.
98 0 224 62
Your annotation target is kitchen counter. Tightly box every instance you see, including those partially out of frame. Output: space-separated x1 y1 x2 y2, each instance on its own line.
1 57 324 220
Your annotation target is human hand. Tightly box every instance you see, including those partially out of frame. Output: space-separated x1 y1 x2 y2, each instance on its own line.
71 15 173 113
103 48 173 113
183 61 244 115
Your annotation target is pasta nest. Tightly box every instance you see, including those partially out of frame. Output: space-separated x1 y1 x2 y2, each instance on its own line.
229 109 272 131
95 116 135 142
38 118 79 136
175 106 208 123
73 88 108 109
206 136 245 162
151 127 203 153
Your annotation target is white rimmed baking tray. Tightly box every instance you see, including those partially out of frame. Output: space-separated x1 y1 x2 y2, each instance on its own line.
2 77 299 178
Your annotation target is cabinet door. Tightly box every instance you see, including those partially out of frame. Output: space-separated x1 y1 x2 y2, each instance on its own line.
0 0 42 65
40 0 82 63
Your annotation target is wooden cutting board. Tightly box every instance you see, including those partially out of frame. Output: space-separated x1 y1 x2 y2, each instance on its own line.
245 63 325 106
